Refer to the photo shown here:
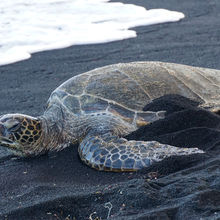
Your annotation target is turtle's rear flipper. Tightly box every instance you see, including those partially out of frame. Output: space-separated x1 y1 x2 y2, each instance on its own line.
135 110 165 127
78 133 204 172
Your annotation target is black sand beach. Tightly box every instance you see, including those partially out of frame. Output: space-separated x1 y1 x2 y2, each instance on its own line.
0 0 220 219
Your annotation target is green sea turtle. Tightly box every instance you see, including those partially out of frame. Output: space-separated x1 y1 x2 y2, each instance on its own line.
0 62 219 171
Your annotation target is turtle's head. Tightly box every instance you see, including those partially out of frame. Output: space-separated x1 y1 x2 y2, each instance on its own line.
0 114 42 157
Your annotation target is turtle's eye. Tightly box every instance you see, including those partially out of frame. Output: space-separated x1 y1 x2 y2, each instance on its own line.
8 122 20 132
4 119 21 132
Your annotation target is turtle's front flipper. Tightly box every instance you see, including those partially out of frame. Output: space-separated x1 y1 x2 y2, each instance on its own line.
78 133 204 171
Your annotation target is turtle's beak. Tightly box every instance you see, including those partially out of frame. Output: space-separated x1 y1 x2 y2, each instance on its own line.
0 136 13 145
0 134 23 156
0 123 28 157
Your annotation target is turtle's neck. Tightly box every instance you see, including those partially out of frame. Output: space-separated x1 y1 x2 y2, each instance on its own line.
38 104 71 152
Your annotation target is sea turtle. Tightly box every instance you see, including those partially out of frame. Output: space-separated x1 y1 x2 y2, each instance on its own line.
0 61 219 171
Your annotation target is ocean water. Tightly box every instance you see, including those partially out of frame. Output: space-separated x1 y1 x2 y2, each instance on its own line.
0 0 184 66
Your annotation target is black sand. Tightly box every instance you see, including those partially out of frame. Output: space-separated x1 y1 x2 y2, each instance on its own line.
0 0 220 219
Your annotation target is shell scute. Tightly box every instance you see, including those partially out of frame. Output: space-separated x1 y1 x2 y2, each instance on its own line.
63 95 81 114
108 102 135 123
118 63 202 102
51 89 68 100
59 74 90 96
162 63 220 102
85 70 150 111
47 89 69 108
80 94 109 113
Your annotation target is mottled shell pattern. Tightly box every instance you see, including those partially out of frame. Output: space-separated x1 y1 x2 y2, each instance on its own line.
48 61 220 118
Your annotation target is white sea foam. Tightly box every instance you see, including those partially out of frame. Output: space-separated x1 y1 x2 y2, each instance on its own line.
0 0 185 66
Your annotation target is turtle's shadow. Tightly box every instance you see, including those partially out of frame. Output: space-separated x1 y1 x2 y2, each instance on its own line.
143 94 200 115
